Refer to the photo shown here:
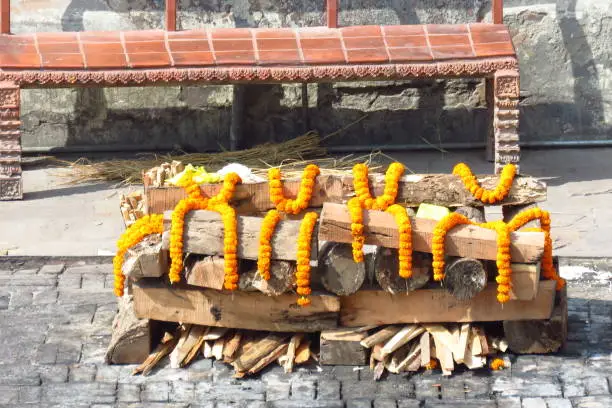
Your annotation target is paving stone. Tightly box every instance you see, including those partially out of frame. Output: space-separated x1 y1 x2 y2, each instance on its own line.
0 365 41 385
95 364 121 383
397 401 421 408
58 289 115 306
81 274 107 290
496 397 522 408
571 396 612 407
563 379 586 397
464 378 491 399
42 382 116 404
1 276 56 286
33 288 59 305
522 397 547 408
196 381 265 401
117 383 141 402
321 365 359 381
141 381 170 402
317 379 340 400
64 264 113 275
414 377 441 400
291 379 316 399
492 377 562 398
9 290 33 308
37 364 69 383
266 379 291 401
0 292 9 309
342 380 377 400
376 381 415 399
0 385 19 404
441 377 467 400
58 274 81 289
423 401 496 407
69 364 97 382
545 398 572 408
171 381 195 403
39 264 65 275
346 399 373 408
373 399 398 408
18 385 42 404
267 401 344 408
585 376 610 395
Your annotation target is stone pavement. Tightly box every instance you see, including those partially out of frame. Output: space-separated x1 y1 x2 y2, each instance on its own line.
0 258 610 408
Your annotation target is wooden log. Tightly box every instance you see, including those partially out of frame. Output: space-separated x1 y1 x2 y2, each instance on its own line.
132 331 179 376
248 343 290 375
105 296 158 365
123 234 167 280
504 286 568 354
145 173 546 214
232 334 288 372
374 248 430 294
443 257 488 300
320 329 368 366
185 256 226 290
380 325 425 358
510 263 541 300
420 332 431 367
132 280 340 332
294 340 312 364
223 331 242 362
360 325 402 348
162 210 317 261
319 243 366 296
454 206 486 224
339 281 556 327
239 261 295 296
283 334 303 373
318 203 545 263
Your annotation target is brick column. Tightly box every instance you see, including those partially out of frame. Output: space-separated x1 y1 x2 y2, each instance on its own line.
493 70 520 174
0 81 22 200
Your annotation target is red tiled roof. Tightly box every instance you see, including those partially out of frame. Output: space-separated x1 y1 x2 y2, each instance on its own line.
0 24 515 70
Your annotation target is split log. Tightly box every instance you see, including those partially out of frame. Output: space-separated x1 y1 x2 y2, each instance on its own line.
294 340 312 364
318 203 545 263
170 325 207 368
503 286 568 354
223 331 242 362
380 326 425 358
133 280 340 332
247 343 290 375
509 263 541 300
106 296 158 364
239 261 295 296
122 234 167 280
320 329 368 366
132 331 179 376
283 334 303 373
319 243 366 296
162 210 317 261
145 173 547 214
185 256 226 290
419 332 431 367
232 334 288 372
443 257 487 300
339 281 556 327
374 248 430 294
360 325 402 348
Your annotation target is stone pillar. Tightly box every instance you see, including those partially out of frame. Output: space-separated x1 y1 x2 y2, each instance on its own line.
0 81 22 200
493 70 520 174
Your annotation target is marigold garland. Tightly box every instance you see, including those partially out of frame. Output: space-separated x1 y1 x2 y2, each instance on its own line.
432 212 472 281
268 164 320 214
507 208 565 290
386 204 413 278
296 212 318 307
425 359 439 370
257 209 282 280
453 162 516 204
486 221 512 303
208 201 240 290
490 358 506 370
348 197 365 263
209 172 242 206
169 197 209 283
113 214 164 297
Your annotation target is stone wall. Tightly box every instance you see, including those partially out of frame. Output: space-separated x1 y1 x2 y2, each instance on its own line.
10 0 612 151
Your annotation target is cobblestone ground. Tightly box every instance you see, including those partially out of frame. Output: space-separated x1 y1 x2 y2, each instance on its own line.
0 259 610 408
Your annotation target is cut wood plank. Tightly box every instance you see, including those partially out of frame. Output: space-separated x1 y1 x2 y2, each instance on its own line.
203 327 228 341
162 210 317 261
340 281 556 327
320 330 368 366
283 334 303 373
203 341 213 358
432 334 454 375
133 280 340 332
387 342 412 374
469 329 483 356
248 343 289 375
510 263 541 300
123 234 167 279
424 325 462 361
145 173 546 214
396 343 421 372
360 325 402 348
105 295 157 365
294 340 311 364
380 325 425 358
319 242 366 296
133 331 179 376
455 324 471 364
321 326 377 341
319 203 545 263
420 332 431 367
185 256 226 290
212 337 226 360
474 327 491 355
223 331 242 362
233 334 288 372
374 248 430 294
170 325 201 368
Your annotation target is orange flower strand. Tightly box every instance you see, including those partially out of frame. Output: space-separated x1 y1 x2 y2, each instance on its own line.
352 163 374 208
348 197 365 263
432 212 471 281
169 197 209 283
425 359 439 370
268 165 320 214
257 209 282 280
296 212 318 307
453 162 516 204
490 358 506 370
208 202 239 290
113 214 164 297
386 204 413 278
209 172 242 205
373 162 405 211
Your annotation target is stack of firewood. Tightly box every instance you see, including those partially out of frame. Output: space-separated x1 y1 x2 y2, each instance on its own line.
120 191 145 226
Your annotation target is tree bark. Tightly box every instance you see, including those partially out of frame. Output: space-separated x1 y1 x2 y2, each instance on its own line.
319 242 366 296
374 248 431 294
239 260 295 296
443 257 488 300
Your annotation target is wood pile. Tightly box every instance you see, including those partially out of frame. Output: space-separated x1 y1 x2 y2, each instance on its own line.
108 168 568 378
143 160 185 188
119 191 145 226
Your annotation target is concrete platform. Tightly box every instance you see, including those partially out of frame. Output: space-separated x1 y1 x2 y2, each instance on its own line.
0 147 610 257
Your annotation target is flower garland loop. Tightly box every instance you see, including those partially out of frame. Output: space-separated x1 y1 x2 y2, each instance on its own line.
348 197 365 263
113 214 164 297
268 164 320 214
386 204 413 278
453 162 516 204
296 212 318 307
257 209 282 281
209 201 240 290
432 212 472 282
